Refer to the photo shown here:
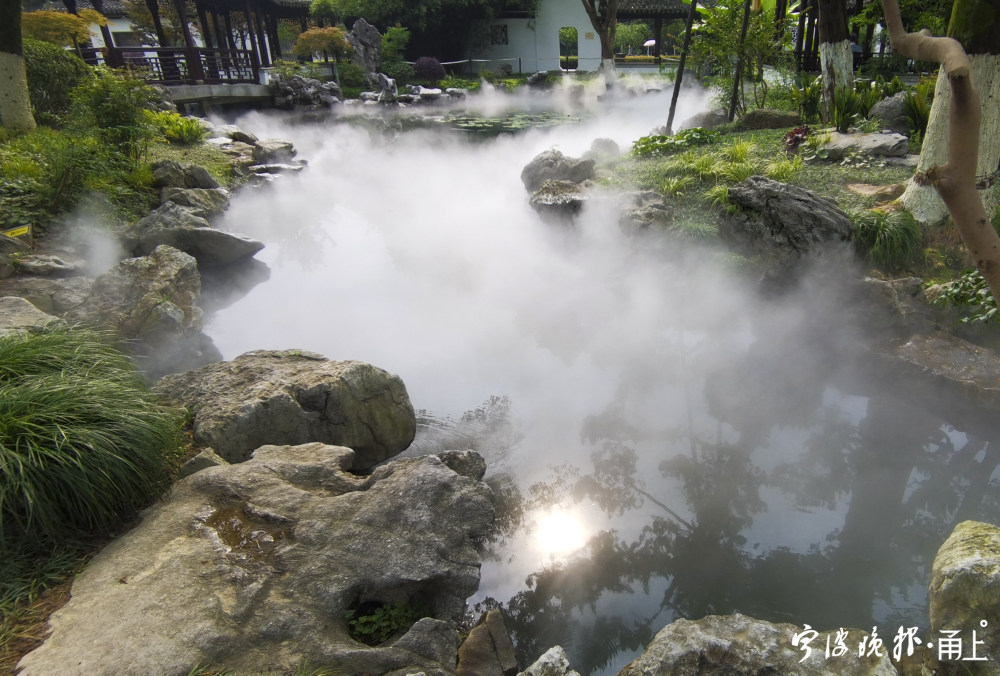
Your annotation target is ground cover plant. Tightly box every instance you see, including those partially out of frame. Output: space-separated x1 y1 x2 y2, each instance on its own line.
0 328 185 670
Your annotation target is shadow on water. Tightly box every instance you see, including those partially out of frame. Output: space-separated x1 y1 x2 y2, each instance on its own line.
204 83 1000 675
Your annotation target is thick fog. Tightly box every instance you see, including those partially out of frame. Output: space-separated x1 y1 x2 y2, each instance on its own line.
205 78 1000 675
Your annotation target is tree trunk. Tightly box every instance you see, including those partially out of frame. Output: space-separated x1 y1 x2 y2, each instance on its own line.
899 0 1000 225
0 0 36 132
881 0 1000 304
817 0 852 120
580 0 619 71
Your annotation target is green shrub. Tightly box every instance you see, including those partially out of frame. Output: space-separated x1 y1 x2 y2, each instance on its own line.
270 59 326 81
0 328 183 544
338 62 366 89
854 80 883 118
560 56 578 70
147 110 208 145
831 85 861 133
632 127 720 157
851 208 922 271
0 177 46 231
902 78 933 138
69 67 159 164
796 75 822 123
932 269 998 324
874 74 905 98
382 60 415 85
23 39 93 123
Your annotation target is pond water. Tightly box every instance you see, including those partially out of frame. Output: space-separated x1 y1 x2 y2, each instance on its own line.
206 78 1000 675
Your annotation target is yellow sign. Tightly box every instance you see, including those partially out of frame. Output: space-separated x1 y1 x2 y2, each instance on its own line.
585 32 595 40
2 225 31 239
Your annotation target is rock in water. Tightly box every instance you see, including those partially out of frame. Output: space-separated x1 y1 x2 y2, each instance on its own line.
17 444 495 676
153 350 417 468
520 149 595 193
619 613 896 675
929 520 1000 675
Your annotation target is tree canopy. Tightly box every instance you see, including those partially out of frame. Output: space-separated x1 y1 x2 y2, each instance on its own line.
21 8 107 48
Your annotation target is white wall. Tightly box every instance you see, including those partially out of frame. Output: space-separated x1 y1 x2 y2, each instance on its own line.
475 0 603 73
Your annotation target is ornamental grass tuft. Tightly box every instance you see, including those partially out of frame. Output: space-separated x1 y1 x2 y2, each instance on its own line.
0 328 183 545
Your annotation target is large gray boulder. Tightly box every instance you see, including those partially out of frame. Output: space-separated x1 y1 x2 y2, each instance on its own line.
132 202 264 268
619 613 896 675
528 179 590 225
720 176 854 286
347 18 383 76
151 160 222 190
0 296 63 337
929 521 1000 675
0 276 92 314
68 244 203 340
738 108 801 130
153 350 417 468
17 444 494 676
869 92 909 134
65 245 221 378
521 149 596 193
271 74 344 109
820 132 909 160
160 186 231 220
678 108 729 132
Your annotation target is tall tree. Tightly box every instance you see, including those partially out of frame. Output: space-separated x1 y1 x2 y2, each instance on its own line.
580 0 619 71
882 0 1000 303
898 0 1000 225
0 0 36 132
816 0 852 120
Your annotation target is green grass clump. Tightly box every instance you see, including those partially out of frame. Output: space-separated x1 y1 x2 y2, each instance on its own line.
851 208 923 271
0 328 183 544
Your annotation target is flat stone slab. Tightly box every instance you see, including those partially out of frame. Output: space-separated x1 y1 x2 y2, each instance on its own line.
0 296 63 336
821 132 909 159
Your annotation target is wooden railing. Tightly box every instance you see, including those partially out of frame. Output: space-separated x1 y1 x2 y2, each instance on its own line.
78 46 259 86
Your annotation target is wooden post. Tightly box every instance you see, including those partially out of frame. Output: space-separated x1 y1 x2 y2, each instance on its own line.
172 0 204 81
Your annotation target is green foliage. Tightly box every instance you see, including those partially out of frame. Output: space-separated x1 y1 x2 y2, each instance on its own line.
856 117 882 133
796 76 823 123
859 52 909 80
614 20 652 54
720 160 760 183
690 0 794 115
382 25 411 63
933 269 999 324
764 154 803 181
270 59 326 81
559 26 578 56
720 138 755 163
854 80 883 118
902 78 934 137
0 328 183 545
293 26 352 61
851 208 923 271
309 0 339 25
874 74 905 98
345 601 429 645
382 61 416 85
22 39 93 124
831 86 861 133
146 111 208 145
661 175 693 197
704 183 731 208
632 128 720 158
0 178 46 232
69 67 159 165
0 127 109 226
338 62 366 89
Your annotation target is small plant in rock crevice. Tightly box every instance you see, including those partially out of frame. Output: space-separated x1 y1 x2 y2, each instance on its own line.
345 600 432 645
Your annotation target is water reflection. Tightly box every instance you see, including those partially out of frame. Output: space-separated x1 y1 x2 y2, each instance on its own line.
205 85 1000 675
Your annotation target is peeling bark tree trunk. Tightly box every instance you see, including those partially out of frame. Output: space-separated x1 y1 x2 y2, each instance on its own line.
882 0 1000 303
0 0 36 132
817 0 852 121
899 0 1000 225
